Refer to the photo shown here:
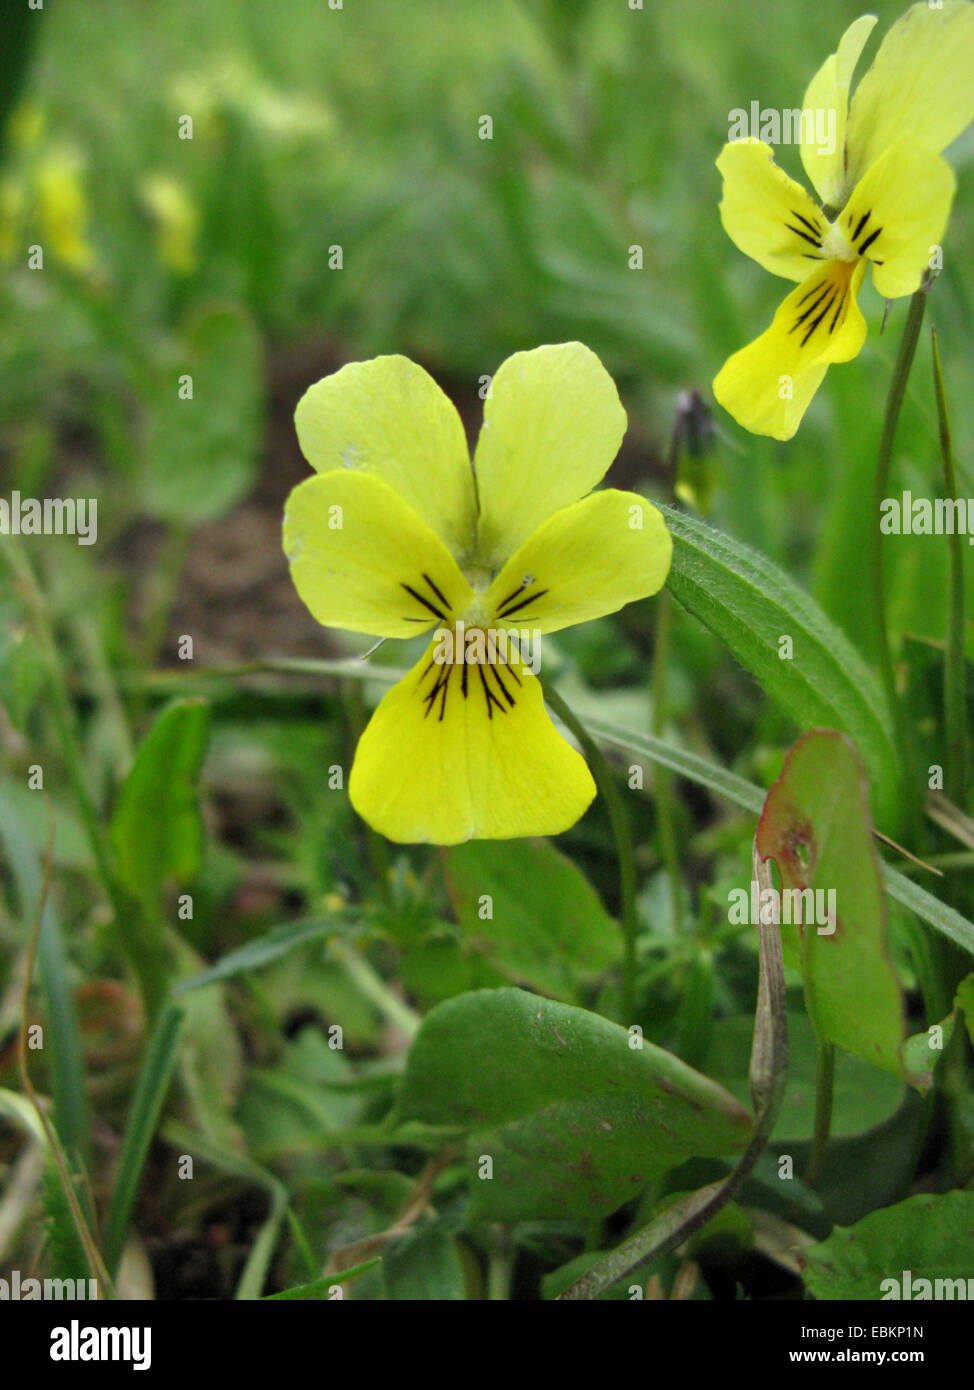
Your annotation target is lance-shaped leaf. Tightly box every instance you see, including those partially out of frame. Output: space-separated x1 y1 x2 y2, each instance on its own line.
660 505 899 828
111 698 211 899
399 987 752 1221
755 730 915 1084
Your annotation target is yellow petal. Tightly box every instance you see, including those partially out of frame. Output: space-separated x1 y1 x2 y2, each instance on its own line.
483 491 671 636
473 342 627 569
846 0 974 189
283 471 473 638
717 139 830 281
294 356 477 563
800 14 878 208
713 259 867 440
349 640 596 844
839 136 955 300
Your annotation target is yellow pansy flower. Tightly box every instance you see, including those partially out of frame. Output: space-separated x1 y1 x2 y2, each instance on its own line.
714 1 974 440
283 343 672 845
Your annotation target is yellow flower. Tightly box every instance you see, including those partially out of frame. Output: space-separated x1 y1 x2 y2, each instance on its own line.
283 344 672 845
139 174 199 276
714 2 974 440
35 150 94 272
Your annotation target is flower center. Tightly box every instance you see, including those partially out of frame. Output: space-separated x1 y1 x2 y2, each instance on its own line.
820 217 858 263
419 622 523 722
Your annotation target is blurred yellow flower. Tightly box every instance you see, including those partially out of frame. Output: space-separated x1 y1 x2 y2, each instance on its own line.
35 150 95 272
140 173 199 276
714 2 974 440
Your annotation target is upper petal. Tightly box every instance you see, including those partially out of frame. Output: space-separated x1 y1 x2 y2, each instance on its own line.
472 343 627 570
846 0 974 190
840 136 955 300
713 259 868 440
483 490 672 637
283 470 473 639
294 356 478 562
800 14 878 208
717 138 831 281
348 640 596 844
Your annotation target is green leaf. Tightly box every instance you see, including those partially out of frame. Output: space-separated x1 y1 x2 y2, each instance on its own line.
443 840 621 999
399 988 752 1221
383 1223 466 1300
0 800 91 1171
172 915 340 994
955 973 974 1046
755 731 913 1083
111 698 211 899
660 505 899 826
803 1191 974 1300
264 1257 381 1300
705 1012 904 1141
102 1004 184 1277
584 711 974 958
139 306 263 523
901 1014 956 1091
172 940 244 1150
0 600 45 732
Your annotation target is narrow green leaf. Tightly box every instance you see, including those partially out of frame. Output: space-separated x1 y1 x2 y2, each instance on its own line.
0 802 90 1169
660 505 899 826
102 1003 185 1277
172 916 340 994
400 988 752 1221
111 698 211 898
264 1257 381 1300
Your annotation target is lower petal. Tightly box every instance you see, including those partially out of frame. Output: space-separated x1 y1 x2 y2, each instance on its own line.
348 643 596 844
714 259 866 440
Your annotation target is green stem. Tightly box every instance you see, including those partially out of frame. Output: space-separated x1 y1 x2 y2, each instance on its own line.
870 289 928 833
543 684 639 1022
346 684 392 906
805 1037 835 1189
651 589 685 934
134 656 406 688
648 414 686 935
931 327 967 809
559 841 788 1300
329 942 420 1040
